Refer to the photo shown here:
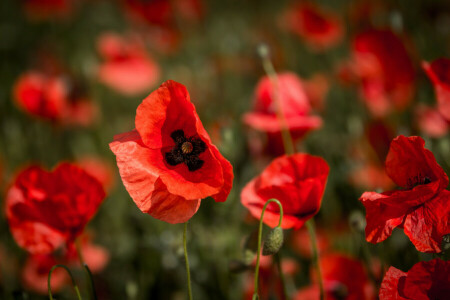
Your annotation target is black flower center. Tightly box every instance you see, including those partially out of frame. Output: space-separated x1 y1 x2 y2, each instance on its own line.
407 173 432 189
165 130 206 172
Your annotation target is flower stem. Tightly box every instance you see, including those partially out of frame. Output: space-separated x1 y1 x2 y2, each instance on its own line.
48 264 82 300
75 239 98 300
253 198 284 300
306 219 325 300
274 252 288 300
258 44 295 155
184 221 193 300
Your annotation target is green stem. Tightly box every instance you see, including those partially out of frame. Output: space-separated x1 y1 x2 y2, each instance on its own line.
48 264 82 300
253 198 284 300
306 219 325 300
184 221 193 300
275 252 288 300
258 44 296 155
360 234 378 286
75 240 97 300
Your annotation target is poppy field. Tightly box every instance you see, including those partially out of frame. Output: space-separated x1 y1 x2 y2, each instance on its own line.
1 0 450 299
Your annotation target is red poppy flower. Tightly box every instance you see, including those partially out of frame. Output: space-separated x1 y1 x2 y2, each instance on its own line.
77 157 116 192
284 2 344 50
13 71 97 126
351 29 415 117
109 80 233 224
359 135 450 253
243 72 322 155
416 105 449 138
241 153 329 230
380 259 450 300
97 33 160 96
22 254 69 294
423 58 450 121
6 163 105 254
294 253 374 300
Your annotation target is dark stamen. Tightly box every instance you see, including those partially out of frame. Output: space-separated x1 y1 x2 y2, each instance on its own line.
165 130 206 171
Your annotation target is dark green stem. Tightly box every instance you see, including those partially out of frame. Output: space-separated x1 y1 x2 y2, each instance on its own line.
184 221 193 300
75 239 97 300
306 219 324 300
275 252 288 300
253 198 284 300
48 264 82 300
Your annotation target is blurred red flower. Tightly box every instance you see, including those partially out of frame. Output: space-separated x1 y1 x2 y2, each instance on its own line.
359 135 450 253
294 253 374 300
110 80 233 223
380 259 450 300
13 71 98 126
351 29 415 117
22 237 109 294
416 105 448 138
241 153 329 230
284 2 344 50
6 163 105 254
243 72 322 155
97 33 160 96
290 226 330 258
423 58 450 121
22 254 68 295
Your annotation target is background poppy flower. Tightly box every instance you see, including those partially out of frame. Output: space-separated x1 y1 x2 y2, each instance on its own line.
416 105 449 138
6 163 106 254
284 2 344 50
359 135 450 253
110 80 233 224
422 58 450 121
294 253 374 300
380 259 450 300
351 29 415 117
97 33 160 96
22 0 74 20
13 71 98 126
241 153 329 230
243 72 322 155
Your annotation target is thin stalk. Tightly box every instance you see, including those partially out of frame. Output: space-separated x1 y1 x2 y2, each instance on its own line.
258 44 295 155
48 264 82 300
275 252 288 300
253 199 284 300
75 239 98 300
306 219 325 300
359 234 378 285
184 221 193 300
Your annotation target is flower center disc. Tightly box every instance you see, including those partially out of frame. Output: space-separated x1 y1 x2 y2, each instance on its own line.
181 141 194 154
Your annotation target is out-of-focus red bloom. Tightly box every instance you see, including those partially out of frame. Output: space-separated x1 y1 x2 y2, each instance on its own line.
243 72 322 155
290 226 330 258
423 58 450 121
284 2 344 50
351 29 415 117
243 255 299 300
380 259 450 300
22 254 68 294
6 163 105 254
66 235 110 273
359 135 450 253
97 33 160 96
77 157 116 192
350 162 394 191
294 253 374 300
110 80 233 224
241 153 329 230
303 74 329 112
13 71 97 126
22 0 73 20
416 106 449 138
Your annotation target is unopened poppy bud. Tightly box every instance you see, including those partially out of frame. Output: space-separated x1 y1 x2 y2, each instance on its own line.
349 210 366 233
262 226 284 256
442 234 450 252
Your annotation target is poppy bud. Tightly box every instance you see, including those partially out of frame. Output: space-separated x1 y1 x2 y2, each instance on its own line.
349 210 366 233
262 226 284 256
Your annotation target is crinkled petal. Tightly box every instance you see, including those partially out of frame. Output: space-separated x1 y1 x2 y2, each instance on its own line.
379 266 408 300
